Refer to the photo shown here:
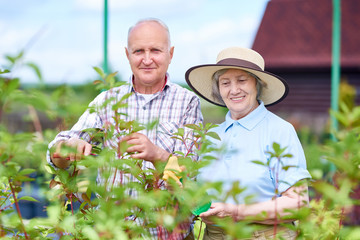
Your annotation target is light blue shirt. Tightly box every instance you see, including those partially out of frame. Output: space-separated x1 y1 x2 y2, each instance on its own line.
198 102 311 205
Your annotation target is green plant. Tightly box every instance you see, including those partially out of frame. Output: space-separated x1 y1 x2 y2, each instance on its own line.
1 50 360 239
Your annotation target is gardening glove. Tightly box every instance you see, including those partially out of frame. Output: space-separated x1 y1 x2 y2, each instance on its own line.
163 156 185 187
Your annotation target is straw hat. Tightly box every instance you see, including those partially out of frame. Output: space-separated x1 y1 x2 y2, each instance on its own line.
185 47 289 107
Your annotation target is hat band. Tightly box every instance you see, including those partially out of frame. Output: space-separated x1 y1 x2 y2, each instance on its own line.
217 58 263 71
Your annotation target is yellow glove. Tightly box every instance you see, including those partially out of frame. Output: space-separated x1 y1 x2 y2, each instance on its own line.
163 156 185 187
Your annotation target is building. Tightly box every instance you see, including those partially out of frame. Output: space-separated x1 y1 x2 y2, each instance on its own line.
252 0 360 133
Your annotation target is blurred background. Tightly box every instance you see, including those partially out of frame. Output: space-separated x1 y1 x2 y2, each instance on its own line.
2 0 359 128
0 0 268 86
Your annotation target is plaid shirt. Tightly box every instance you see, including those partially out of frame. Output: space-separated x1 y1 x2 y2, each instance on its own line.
48 74 203 239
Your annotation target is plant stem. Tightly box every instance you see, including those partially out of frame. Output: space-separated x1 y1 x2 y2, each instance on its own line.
184 134 201 158
337 207 345 240
9 180 29 240
69 194 74 216
0 186 11 209
111 167 118 189
0 105 3 123
273 157 281 237
69 193 77 235
28 105 43 140
197 220 204 240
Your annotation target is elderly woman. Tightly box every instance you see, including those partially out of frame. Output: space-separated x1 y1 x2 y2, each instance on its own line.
185 47 311 239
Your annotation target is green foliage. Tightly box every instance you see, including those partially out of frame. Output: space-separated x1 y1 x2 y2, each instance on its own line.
42 112 222 239
92 67 125 91
1 51 360 239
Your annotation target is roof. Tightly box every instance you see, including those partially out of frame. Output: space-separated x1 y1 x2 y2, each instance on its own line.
252 0 360 70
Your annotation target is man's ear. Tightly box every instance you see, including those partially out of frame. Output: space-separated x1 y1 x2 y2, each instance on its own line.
125 47 130 60
169 46 174 62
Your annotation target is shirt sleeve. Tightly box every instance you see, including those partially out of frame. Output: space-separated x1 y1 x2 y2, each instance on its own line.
270 124 312 194
174 94 203 160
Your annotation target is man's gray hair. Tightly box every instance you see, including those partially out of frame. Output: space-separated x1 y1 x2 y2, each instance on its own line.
127 18 171 49
211 68 267 105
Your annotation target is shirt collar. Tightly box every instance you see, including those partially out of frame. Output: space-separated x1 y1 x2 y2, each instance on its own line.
129 73 170 93
224 101 268 132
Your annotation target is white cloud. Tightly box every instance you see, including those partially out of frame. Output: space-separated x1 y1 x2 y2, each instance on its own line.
174 17 258 63
166 14 262 83
0 28 38 54
74 0 197 11
0 21 5 31
179 16 259 44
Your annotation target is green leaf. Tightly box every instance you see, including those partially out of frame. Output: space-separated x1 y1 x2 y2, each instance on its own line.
146 119 159 131
282 165 296 171
104 71 118 83
282 153 293 158
0 153 10 162
184 124 200 131
93 80 103 85
0 69 10 74
251 160 266 166
44 164 56 174
5 51 24 64
14 175 34 182
177 128 184 137
206 131 221 140
26 62 43 82
82 226 101 240
93 66 105 79
18 196 39 202
19 168 36 175
120 92 133 102
5 79 20 95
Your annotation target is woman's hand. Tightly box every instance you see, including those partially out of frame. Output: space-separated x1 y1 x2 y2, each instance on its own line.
199 202 240 224
199 184 309 225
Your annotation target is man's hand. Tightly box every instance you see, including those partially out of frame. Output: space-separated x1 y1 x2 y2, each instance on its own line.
121 133 170 163
51 137 92 169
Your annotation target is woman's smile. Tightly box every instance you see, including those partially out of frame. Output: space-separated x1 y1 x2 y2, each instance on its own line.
219 69 259 120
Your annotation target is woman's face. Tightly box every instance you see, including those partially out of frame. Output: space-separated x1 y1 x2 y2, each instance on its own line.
218 69 259 120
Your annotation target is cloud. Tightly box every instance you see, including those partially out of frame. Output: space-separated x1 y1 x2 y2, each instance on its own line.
174 16 258 63
74 0 202 11
166 15 262 83
0 24 40 54
179 16 258 43
19 46 102 84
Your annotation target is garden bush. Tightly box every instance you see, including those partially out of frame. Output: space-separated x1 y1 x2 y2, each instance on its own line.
1 52 360 239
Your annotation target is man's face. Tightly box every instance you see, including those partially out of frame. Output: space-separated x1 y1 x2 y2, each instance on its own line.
126 22 174 94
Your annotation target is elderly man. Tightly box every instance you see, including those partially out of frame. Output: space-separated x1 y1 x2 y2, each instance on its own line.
48 18 203 239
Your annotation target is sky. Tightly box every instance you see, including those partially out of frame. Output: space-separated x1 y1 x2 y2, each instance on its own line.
0 0 269 85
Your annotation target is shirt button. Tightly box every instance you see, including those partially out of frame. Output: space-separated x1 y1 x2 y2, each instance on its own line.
143 107 146 110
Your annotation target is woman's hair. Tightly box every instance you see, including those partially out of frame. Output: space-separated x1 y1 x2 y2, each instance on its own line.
211 68 267 105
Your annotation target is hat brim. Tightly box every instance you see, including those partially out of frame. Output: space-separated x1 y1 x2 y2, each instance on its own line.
185 64 289 107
